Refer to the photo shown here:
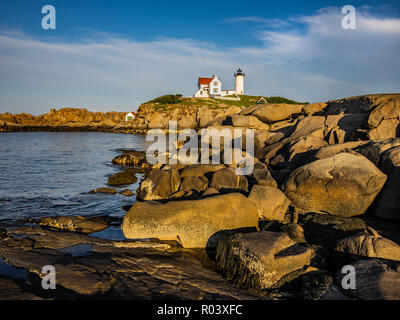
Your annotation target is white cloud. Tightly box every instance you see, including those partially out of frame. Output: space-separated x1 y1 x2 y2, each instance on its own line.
0 6 399 115
359 16 400 33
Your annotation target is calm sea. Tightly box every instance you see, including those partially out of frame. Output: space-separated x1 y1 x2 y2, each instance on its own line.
0 132 148 222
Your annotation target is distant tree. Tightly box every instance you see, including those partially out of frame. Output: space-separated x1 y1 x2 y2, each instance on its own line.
266 96 309 104
148 94 183 105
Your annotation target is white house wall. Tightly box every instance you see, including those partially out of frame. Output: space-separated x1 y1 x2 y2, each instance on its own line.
194 88 209 97
209 76 222 96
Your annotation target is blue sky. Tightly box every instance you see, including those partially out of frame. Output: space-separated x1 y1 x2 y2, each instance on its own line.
0 0 399 114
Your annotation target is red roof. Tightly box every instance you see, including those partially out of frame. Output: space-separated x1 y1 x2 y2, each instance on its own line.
198 77 213 86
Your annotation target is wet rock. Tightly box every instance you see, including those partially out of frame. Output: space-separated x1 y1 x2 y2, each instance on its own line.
248 185 289 222
210 167 248 193
122 193 259 248
279 269 353 300
119 189 134 197
136 168 180 201
88 187 117 194
216 231 312 290
336 259 400 300
0 228 6 239
107 171 137 186
0 227 259 299
283 153 387 217
0 276 45 300
111 150 147 167
32 216 109 234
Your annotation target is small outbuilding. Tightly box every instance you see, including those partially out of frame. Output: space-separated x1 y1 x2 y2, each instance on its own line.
125 112 137 121
256 97 268 104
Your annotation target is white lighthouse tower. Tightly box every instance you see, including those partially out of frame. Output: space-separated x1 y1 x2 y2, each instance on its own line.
234 68 245 95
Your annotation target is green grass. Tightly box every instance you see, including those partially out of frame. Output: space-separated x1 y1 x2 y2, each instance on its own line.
142 94 308 111
147 94 183 105
266 96 309 104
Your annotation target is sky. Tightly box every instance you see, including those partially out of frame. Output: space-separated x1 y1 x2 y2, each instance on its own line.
0 0 399 114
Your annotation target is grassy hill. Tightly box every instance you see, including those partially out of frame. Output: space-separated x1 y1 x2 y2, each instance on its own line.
144 94 308 111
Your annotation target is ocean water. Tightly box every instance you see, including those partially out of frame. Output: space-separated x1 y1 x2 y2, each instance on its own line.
0 132 148 222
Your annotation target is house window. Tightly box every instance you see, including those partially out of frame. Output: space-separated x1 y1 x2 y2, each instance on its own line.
213 81 218 86
213 88 218 93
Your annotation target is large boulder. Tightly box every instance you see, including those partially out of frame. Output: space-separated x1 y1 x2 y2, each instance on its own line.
179 175 209 193
300 213 367 246
302 103 327 116
248 185 289 222
326 94 400 142
122 193 259 248
355 138 400 165
210 167 249 193
313 141 369 162
283 153 387 217
111 150 147 167
251 104 304 124
251 162 277 187
261 116 326 165
336 259 400 300
271 135 328 169
88 187 117 194
107 170 137 186
228 115 270 130
369 119 399 141
216 232 312 290
136 168 180 200
180 164 226 177
366 95 400 141
334 231 400 261
356 140 400 219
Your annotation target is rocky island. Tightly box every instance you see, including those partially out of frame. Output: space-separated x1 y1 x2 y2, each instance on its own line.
1 93 400 300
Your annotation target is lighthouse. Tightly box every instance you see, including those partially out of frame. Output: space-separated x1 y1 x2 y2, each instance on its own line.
234 68 245 95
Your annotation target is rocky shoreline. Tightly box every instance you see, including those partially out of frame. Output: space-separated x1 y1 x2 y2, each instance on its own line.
1 93 400 300
0 97 273 133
